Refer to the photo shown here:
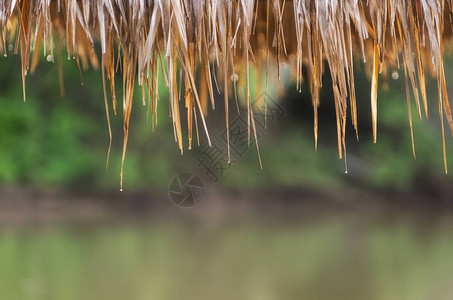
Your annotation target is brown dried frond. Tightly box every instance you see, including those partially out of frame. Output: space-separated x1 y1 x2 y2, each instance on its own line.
1 0 453 188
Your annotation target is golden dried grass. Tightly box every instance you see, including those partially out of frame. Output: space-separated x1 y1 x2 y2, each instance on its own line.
1 0 453 187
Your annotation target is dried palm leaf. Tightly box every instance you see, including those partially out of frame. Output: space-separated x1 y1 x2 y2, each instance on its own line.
1 0 453 188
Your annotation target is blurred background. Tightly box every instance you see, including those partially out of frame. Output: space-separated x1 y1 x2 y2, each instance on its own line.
1 49 453 299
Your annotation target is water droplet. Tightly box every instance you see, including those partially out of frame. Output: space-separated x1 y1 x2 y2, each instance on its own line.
8 44 13 51
46 54 53 62
391 70 399 80
3 53 7 57
231 73 239 83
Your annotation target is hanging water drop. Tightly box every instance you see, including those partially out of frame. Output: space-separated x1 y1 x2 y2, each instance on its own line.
391 70 399 80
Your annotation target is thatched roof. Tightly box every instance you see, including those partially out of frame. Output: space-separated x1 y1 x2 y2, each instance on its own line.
1 0 453 188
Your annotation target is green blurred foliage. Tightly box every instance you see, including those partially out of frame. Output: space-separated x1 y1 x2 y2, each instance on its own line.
0 53 182 192
0 51 452 192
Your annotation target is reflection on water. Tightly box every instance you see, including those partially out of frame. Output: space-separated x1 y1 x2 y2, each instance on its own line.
0 213 453 300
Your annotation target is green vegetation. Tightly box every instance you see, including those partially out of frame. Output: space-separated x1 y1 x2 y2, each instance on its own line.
0 54 452 193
